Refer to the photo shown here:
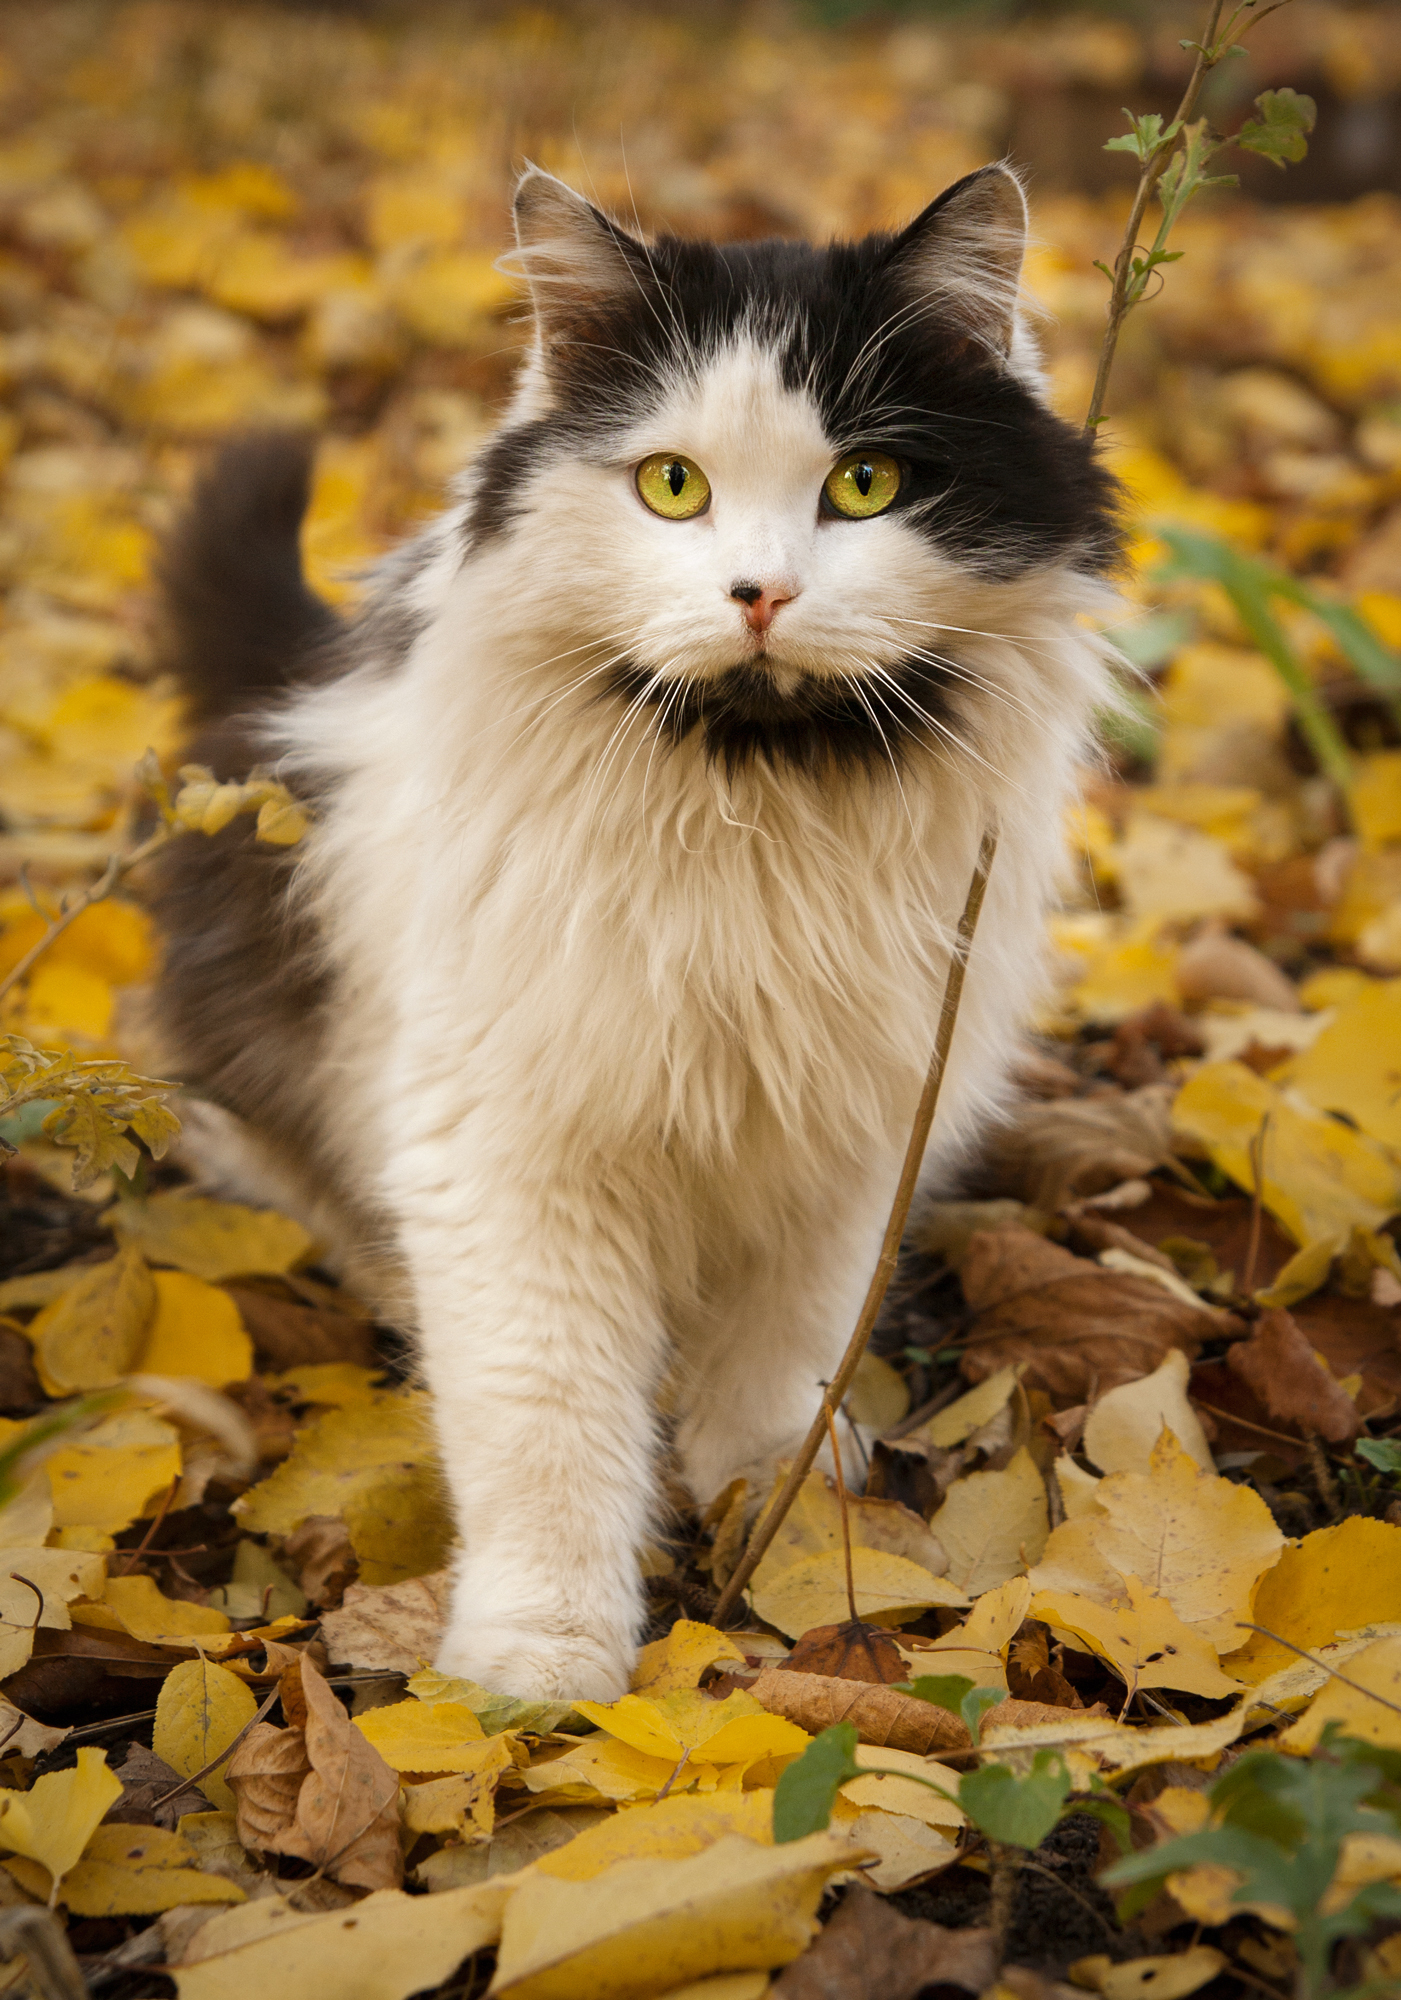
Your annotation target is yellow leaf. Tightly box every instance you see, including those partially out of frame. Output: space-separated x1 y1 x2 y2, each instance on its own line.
915 1367 1020 1449
1242 1629 1401 1722
1280 1634 1401 1753
6 1823 246 1914
928 1448 1049 1597
45 1407 181 1532
264 1363 385 1407
0 895 152 986
109 1194 315 1282
364 173 469 252
155 1657 259 1815
1113 815 1260 924
1028 1432 1282 1648
750 1546 966 1639
29 1246 155 1394
574 1690 808 1768
1352 751 1401 849
1070 1946 1226 2000
1173 1061 1401 1246
234 1390 452 1585
845 1352 910 1429
630 1621 746 1696
0 1746 121 1892
99 1574 231 1646
537 1793 774 1881
387 250 517 345
138 1271 253 1386
521 1736 684 1806
841 1745 965 1829
750 1469 949 1595
1220 1518 1401 1684
490 1832 865 1999
1070 922 1181 1024
172 1883 512 2000
204 231 372 322
1280 978 1401 1154
1252 1237 1336 1309
353 1699 486 1772
981 1706 1246 1778
1032 1576 1242 1701
23 962 113 1042
0 1547 106 1677
658 1979 769 2000
829 1801 959 1892
398 1740 520 1839
1082 1352 1214 1476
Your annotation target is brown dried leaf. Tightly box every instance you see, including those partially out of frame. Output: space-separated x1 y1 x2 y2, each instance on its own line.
225 1286 376 1371
1175 931 1302 1011
748 1666 970 1754
319 1570 449 1673
959 1227 1235 1399
1227 1307 1363 1444
772 1886 996 1999
277 1655 402 1890
227 1720 311 1853
778 1621 906 1685
280 1516 358 1610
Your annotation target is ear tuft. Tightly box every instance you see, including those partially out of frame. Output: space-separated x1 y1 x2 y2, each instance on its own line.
884 163 1029 360
507 166 644 336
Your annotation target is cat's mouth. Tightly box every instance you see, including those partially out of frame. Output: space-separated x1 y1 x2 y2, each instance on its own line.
606 655 956 778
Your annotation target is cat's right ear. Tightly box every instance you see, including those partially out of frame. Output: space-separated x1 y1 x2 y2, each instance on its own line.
509 168 646 339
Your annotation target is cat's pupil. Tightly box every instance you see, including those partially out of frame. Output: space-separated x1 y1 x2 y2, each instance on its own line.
854 461 873 497
666 462 686 496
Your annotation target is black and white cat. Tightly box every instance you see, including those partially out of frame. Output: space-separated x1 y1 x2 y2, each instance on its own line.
151 163 1119 1699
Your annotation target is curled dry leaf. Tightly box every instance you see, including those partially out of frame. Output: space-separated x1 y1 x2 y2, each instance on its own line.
227 1721 312 1853
958 1227 1235 1400
319 1568 449 1672
275 1656 403 1889
747 1667 970 1755
1226 1306 1363 1444
771 1886 996 2000
776 1621 907 1684
280 1515 358 1611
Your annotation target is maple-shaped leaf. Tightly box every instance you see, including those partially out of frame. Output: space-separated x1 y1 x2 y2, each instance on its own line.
1237 88 1316 168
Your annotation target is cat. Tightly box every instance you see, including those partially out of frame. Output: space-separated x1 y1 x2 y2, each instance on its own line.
149 162 1120 1700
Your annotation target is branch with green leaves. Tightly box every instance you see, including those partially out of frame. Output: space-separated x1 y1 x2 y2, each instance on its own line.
1085 0 1315 432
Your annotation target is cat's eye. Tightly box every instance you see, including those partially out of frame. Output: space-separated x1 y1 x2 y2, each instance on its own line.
823 451 902 520
636 454 711 520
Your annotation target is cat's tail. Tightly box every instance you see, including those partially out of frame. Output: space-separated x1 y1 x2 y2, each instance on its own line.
159 431 338 727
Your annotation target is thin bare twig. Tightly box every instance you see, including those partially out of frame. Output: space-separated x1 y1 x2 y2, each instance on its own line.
713 829 998 1626
0 828 169 1011
150 1683 281 1808
1233 1622 1401 1719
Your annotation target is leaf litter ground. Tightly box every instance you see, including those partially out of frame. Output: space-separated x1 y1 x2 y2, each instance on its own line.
0 3 1400 1997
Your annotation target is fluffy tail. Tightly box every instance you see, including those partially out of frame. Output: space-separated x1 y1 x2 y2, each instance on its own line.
159 432 338 727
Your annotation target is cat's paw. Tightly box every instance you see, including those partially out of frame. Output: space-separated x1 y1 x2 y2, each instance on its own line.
435 1617 632 1703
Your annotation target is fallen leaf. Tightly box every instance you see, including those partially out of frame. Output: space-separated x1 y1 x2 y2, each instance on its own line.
747 1668 970 1756
751 1471 950 1590
28 1246 154 1393
898 1367 1021 1452
1082 1351 1214 1475
1070 1947 1226 2000
751 1547 967 1638
1032 1576 1243 1702
631 1620 746 1695
846 1353 910 1429
0 1697 67 1759
352 1696 486 1771
92 1573 231 1646
226 1720 312 1852
770 1887 995 2000
44 1406 182 1533
958 1228 1231 1399
109 1194 315 1281
928 1448 1049 1596
489 1832 865 1999
266 1362 385 1406
140 1271 253 1385
1226 1307 1363 1444
397 1740 520 1839
5 1822 247 1914
172 1882 511 2000
268 1656 402 1889
520 1734 686 1806
0 1545 107 1676
1221 1518 1401 1682
235 1392 452 1584
537 1793 774 1880
407 1666 579 1739
841 1744 966 1830
1279 1633 1401 1752
0 1745 122 1895
575 1689 809 1768
777 1622 906 1684
1242 1629 1401 1721
831 1804 959 1891
979 1707 1247 1779
320 1569 449 1670
1281 976 1401 1151
107 1741 209 1828
281 1515 359 1610
154 1656 260 1815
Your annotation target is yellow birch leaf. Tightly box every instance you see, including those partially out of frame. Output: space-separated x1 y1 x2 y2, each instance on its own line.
264 1364 385 1407
173 1883 512 2000
108 1194 314 1282
1220 1518 1401 1684
841 1746 965 1829
980 1706 1245 1778
659 1978 769 2000
398 1742 519 1839
1027 1432 1283 1648
928 1578 1032 1659
574 1690 808 1767
1279 1634 1401 1753
1032 1576 1242 1701
750 1470 949 1590
631 1621 747 1696
750 1547 966 1639
353 1699 486 1772
1172 1061 1401 1246
29 1246 154 1393
846 1351 910 1429
99 1574 231 1645
45 1408 181 1533
929 1449 1049 1597
6 1823 246 1914
0 1547 106 1677
490 1832 866 1999
1071 1947 1226 2000
0 1746 121 1892
829 1802 959 1892
155 1657 259 1815
536 1793 773 1881
1242 1629 1401 1723
138 1271 253 1386
916 1367 1020 1449
1280 979 1401 1154
1083 1352 1213 1476
520 1737 684 1806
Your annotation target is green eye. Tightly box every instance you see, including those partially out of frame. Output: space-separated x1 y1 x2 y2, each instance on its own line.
636 454 711 519
823 451 901 519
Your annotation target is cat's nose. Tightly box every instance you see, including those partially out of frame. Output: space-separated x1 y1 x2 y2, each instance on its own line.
730 581 797 635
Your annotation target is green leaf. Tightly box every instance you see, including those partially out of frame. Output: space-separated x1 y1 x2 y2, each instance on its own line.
1104 110 1178 163
961 1686 1008 1740
1237 88 1317 169
899 1674 975 1718
1070 1795 1133 1856
958 1751 1070 1851
772 1722 860 1843
1358 1439 1401 1476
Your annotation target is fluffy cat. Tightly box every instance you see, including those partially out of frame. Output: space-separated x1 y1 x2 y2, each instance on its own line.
150 162 1120 1699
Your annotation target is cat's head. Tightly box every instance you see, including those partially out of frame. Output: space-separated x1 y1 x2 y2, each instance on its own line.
465 165 1119 777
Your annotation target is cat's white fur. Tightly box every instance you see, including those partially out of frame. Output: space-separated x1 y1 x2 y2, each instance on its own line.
183 172 1115 1698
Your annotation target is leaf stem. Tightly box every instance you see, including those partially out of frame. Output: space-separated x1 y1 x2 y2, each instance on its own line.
822 1394 860 1628
0 825 169 1011
712 830 998 1626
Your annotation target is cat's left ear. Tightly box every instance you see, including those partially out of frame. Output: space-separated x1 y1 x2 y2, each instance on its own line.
509 166 648 340
882 163 1028 360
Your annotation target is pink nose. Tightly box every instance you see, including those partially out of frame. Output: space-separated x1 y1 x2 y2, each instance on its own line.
730 582 796 635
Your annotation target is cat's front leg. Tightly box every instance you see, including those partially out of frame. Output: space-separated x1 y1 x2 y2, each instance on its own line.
399 1154 667 1702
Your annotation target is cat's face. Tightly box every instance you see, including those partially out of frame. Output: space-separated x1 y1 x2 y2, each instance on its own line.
465 166 1119 775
